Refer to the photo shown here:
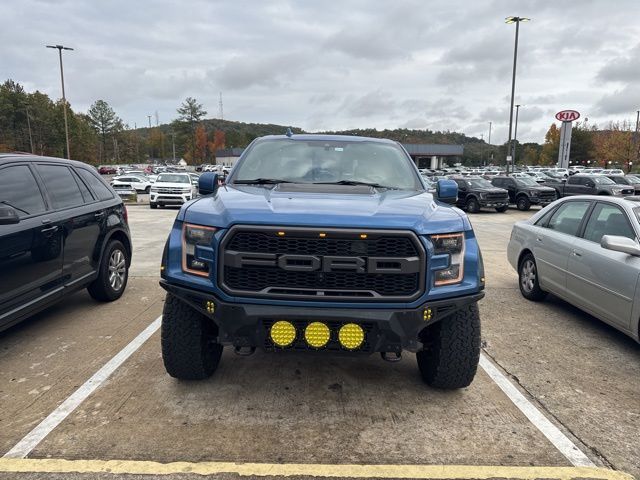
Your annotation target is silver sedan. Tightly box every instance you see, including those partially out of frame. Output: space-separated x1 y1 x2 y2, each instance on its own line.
508 196 640 342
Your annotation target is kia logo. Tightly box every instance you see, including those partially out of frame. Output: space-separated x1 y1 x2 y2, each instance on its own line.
555 110 580 122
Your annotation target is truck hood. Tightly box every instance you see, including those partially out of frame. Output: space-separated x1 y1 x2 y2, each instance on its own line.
181 184 469 234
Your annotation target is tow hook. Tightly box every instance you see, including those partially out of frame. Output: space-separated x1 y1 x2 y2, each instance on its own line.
234 346 256 356
381 351 402 363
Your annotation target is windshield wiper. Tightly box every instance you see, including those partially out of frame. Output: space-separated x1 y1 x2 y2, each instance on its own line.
233 178 293 185
313 180 398 189
0 200 29 215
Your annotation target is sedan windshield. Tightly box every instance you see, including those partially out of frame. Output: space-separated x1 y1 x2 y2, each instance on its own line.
156 174 190 184
231 139 422 190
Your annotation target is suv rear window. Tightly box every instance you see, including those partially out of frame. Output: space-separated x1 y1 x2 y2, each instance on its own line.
37 164 85 209
76 168 114 201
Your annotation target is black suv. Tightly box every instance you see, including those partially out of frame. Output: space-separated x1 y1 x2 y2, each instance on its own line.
490 176 557 211
0 154 132 331
449 176 509 213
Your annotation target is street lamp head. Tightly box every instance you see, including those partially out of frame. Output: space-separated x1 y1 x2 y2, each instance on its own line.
505 16 531 24
46 45 73 50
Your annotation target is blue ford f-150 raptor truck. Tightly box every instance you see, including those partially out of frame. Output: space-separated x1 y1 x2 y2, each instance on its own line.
160 134 485 389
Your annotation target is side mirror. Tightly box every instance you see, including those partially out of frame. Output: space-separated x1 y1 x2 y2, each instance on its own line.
198 172 219 195
436 179 458 205
601 235 640 256
0 205 20 225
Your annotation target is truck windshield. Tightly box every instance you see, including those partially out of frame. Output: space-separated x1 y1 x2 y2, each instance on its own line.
593 176 615 185
516 177 539 187
231 139 422 190
465 178 494 189
156 174 190 184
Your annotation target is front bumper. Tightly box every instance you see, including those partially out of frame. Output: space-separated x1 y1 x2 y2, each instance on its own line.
150 193 192 204
479 199 508 208
159 280 484 354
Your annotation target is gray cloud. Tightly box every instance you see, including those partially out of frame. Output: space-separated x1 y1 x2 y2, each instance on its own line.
1 0 639 144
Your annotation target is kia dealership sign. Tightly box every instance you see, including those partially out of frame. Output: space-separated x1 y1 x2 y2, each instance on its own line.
555 110 580 122
556 110 580 168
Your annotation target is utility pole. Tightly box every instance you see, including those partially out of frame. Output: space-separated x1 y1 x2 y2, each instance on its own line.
25 105 35 154
218 92 224 120
633 110 639 173
171 132 176 162
46 44 73 159
504 16 530 175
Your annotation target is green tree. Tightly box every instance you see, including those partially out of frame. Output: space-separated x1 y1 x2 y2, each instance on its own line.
175 97 207 163
87 100 123 162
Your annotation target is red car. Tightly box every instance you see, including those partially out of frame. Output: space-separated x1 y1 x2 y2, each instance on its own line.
99 166 117 174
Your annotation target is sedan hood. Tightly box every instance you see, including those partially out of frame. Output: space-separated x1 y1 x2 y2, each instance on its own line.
181 184 469 234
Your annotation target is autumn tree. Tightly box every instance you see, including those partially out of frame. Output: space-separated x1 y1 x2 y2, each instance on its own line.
194 124 208 162
591 122 635 168
539 124 560 165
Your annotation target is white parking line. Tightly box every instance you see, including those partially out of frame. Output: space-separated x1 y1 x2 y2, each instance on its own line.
479 353 594 467
3 316 162 459
4 315 595 468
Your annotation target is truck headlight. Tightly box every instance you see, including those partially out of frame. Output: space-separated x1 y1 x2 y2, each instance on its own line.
529 190 539 197
182 187 192 193
479 193 486 199
182 223 217 276
430 233 465 286
150 187 159 192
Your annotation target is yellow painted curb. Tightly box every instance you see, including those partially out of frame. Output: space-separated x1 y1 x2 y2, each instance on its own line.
0 458 634 479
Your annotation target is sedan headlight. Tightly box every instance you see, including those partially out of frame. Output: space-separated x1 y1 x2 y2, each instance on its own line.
430 233 465 286
182 223 217 276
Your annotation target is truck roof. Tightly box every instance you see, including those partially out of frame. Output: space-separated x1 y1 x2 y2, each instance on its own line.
257 134 398 145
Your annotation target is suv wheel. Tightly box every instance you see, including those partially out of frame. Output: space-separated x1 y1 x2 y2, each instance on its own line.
466 197 480 213
87 240 129 302
516 196 531 211
518 253 547 301
416 303 480 389
161 294 223 380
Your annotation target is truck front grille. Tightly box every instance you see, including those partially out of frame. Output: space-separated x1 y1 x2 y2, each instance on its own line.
487 192 508 201
218 226 426 301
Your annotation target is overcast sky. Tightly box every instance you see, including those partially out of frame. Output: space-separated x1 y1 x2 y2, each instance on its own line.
2 0 639 144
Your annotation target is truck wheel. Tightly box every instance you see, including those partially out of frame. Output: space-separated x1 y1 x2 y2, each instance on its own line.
150 203 157 209
495 205 508 213
161 294 223 380
516 196 531 211
417 303 480 389
466 197 480 213
87 240 129 302
518 253 547 301
145 186 151 194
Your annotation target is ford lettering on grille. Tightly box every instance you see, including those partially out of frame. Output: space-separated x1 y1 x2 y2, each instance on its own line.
218 226 426 301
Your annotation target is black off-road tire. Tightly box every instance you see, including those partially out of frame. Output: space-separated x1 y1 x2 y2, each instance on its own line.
516 196 531 211
161 294 223 380
466 197 480 214
495 205 508 213
417 303 481 389
150 203 158 209
518 253 547 301
87 240 129 302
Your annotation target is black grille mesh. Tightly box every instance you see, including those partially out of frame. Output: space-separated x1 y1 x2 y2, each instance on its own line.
221 229 423 299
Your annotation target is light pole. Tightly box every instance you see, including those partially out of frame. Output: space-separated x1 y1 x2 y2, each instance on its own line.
46 44 73 159
505 16 530 174
487 121 492 166
512 104 522 165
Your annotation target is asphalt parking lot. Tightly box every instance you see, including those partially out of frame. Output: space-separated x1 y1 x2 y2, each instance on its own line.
0 205 638 480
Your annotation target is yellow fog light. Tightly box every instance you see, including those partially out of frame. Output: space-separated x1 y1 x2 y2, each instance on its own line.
304 322 330 348
423 307 432 321
338 323 364 350
270 321 296 347
205 300 215 314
